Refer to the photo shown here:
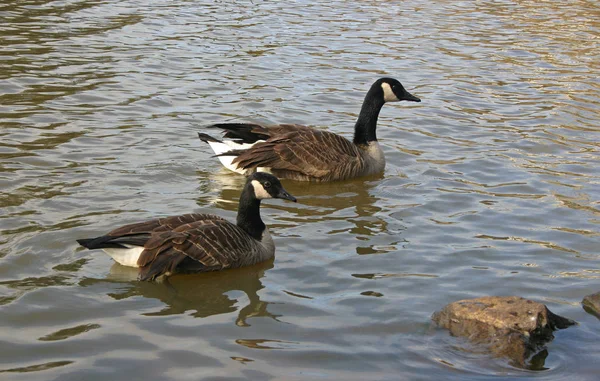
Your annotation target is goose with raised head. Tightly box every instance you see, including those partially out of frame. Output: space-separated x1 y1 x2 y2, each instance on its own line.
76 172 296 281
198 78 421 182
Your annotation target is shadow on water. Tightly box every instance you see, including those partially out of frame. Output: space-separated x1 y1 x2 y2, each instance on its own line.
197 168 388 233
194 169 403 257
79 259 277 326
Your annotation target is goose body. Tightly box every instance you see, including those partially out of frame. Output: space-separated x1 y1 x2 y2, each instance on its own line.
198 78 420 182
76 173 296 281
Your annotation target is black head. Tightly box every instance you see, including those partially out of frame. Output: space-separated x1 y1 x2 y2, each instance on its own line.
374 77 421 103
247 172 297 202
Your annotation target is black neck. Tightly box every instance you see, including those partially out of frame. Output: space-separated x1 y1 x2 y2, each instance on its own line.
353 86 385 146
236 185 265 240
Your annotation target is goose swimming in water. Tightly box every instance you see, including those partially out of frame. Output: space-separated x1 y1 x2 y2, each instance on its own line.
198 77 420 182
76 172 296 281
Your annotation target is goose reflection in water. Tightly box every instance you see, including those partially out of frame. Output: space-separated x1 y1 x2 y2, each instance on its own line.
198 169 407 256
80 259 278 326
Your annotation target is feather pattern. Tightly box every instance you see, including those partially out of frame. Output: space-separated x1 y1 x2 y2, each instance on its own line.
227 125 373 181
136 218 274 281
107 213 225 236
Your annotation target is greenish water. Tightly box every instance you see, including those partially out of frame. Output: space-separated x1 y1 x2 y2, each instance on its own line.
1 0 599 379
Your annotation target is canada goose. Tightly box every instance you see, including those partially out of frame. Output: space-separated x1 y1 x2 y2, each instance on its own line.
198 77 421 182
76 172 296 281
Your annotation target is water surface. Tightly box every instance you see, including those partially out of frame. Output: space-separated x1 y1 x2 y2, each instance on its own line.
1 0 599 380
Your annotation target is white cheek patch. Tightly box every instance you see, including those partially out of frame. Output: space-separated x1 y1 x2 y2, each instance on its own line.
251 180 272 199
381 82 399 102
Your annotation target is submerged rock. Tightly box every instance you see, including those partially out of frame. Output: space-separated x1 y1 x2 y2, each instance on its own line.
582 292 600 318
432 296 575 367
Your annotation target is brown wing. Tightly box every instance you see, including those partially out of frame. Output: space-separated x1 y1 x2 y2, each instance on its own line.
107 213 225 236
137 219 262 281
232 129 365 181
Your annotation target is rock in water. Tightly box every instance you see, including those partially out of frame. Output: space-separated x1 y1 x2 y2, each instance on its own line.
582 292 600 318
432 296 575 367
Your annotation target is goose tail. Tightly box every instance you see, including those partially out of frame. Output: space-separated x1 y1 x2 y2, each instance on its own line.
77 236 128 250
76 237 101 249
77 234 150 250
198 132 249 174
197 132 222 144
208 123 270 144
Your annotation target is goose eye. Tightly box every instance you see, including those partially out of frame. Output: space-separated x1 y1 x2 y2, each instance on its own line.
263 181 271 188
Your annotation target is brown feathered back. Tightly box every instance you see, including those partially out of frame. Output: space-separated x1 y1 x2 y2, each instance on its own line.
107 213 224 236
229 125 374 181
136 218 273 281
100 213 273 281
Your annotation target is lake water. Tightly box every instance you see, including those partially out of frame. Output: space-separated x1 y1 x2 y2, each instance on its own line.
1 0 599 380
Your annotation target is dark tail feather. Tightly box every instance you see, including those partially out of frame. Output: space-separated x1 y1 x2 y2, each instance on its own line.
76 238 101 249
209 123 261 130
215 149 245 157
208 123 269 144
77 234 150 250
197 132 222 144
77 236 126 249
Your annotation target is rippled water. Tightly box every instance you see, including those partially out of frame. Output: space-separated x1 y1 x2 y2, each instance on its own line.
1 0 599 379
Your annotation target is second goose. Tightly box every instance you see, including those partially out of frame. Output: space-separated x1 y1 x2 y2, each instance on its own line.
76 172 296 281
198 77 421 182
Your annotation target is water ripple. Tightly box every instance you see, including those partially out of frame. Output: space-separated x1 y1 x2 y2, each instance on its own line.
0 0 599 379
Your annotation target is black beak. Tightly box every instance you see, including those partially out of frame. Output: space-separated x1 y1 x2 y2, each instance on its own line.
403 90 421 102
277 188 297 202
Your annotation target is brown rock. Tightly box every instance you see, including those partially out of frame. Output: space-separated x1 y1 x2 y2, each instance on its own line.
432 296 575 368
582 292 600 318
